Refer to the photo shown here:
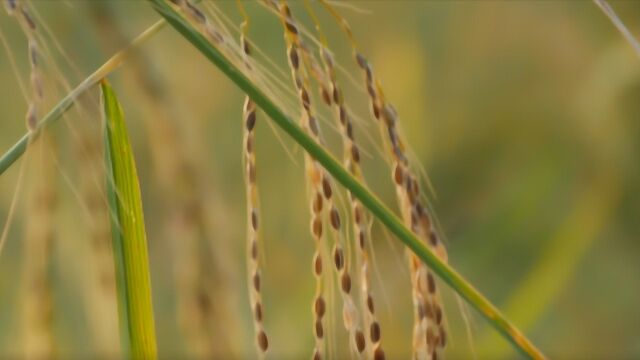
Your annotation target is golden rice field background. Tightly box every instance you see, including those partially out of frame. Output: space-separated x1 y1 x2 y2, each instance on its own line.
0 1 639 358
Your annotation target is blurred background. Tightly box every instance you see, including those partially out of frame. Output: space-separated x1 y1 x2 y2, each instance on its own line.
0 1 639 358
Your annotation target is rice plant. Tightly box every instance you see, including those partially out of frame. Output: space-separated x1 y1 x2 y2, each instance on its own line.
1 1 638 358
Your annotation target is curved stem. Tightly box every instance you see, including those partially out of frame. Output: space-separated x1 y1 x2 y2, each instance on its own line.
148 1 545 358
0 19 166 176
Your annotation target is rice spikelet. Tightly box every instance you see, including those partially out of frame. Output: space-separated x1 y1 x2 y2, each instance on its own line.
5 0 43 131
303 5 386 356
154 2 249 356
319 2 449 359
262 1 367 357
238 1 270 356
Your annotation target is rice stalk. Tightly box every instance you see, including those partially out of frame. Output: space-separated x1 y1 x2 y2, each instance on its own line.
359 53 447 360
171 0 268 351
1 5 161 354
0 3 237 357
303 3 386 357
238 1 269 356
22 133 56 358
4 0 42 131
317 2 449 358
3 8 55 353
89 4 238 356
267 1 368 356
0 2 548 358
101 80 157 359
0 19 166 177
148 2 545 358
593 0 640 59
268 2 329 358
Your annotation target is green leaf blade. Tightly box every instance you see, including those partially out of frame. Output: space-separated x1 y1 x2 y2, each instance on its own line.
102 80 158 360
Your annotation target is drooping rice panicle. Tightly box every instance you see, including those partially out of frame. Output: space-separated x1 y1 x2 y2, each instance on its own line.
141 2 248 356
319 2 448 359
168 0 230 53
0 17 171 284
8 7 161 353
22 133 56 358
260 0 334 109
27 12 120 344
266 2 328 357
205 1 333 134
169 0 324 137
195 2 365 354
360 46 448 360
237 1 269 356
4 0 43 131
262 1 366 357
0 2 549 358
303 3 386 358
7 4 57 354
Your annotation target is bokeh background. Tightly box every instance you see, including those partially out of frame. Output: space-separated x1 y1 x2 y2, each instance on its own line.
1 1 639 358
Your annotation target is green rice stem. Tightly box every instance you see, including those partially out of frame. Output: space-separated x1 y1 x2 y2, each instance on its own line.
148 1 545 358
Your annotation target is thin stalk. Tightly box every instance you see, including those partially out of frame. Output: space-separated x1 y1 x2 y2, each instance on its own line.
149 1 545 358
0 19 166 176
593 0 640 59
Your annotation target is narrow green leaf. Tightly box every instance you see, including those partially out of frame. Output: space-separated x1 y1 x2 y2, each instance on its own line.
102 80 158 359
148 1 545 359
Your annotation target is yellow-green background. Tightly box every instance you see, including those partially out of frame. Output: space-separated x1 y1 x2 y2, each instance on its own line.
1 1 639 358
